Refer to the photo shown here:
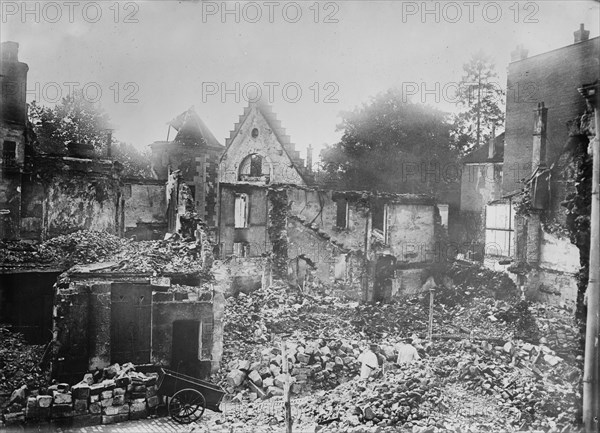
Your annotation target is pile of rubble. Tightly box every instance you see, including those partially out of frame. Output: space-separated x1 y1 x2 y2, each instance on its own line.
217 267 582 432
0 230 211 276
309 334 581 432
0 327 47 398
224 338 364 399
2 363 160 428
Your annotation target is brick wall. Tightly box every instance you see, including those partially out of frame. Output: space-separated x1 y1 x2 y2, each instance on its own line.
503 37 599 197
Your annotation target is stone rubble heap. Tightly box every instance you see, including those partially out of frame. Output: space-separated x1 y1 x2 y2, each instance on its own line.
309 335 580 432
0 326 47 397
2 363 160 428
216 267 582 432
0 230 212 275
224 338 364 400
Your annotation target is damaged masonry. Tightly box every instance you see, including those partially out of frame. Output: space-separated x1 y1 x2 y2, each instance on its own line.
1 15 599 433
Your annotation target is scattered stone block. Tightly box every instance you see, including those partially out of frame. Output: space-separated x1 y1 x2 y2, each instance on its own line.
112 394 125 406
100 398 113 408
296 353 310 364
74 399 89 414
113 387 126 396
248 370 263 387
227 369 246 387
72 383 91 400
267 386 283 397
103 405 119 416
37 394 53 408
82 374 94 385
53 391 72 405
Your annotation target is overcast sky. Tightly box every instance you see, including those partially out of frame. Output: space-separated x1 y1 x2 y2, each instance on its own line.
1 1 598 157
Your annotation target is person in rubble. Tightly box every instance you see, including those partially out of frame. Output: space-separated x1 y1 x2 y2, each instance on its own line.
358 343 380 380
395 337 421 365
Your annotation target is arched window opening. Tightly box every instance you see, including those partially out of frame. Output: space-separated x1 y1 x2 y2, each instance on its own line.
239 153 270 183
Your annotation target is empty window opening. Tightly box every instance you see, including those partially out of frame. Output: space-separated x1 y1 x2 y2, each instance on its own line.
239 154 269 182
233 242 250 257
234 194 249 228
251 128 259 138
372 200 388 243
336 199 349 229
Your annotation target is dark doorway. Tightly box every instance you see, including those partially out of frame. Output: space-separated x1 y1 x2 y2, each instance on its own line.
0 272 58 344
374 256 396 303
110 283 152 364
172 320 200 377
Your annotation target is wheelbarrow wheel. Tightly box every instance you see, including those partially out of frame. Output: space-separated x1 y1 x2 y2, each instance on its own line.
169 388 206 424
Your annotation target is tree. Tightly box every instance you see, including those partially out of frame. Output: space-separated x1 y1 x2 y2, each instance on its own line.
28 91 111 156
320 89 460 197
451 51 505 154
28 92 152 178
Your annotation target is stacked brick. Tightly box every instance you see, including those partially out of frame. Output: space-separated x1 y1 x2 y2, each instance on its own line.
225 339 362 399
2 363 160 428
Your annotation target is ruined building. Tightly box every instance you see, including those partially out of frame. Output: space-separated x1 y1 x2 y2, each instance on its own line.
149 108 223 229
215 99 441 302
0 41 28 240
459 132 505 260
459 25 599 307
0 43 223 381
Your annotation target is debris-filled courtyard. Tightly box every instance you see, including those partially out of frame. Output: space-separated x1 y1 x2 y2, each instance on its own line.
1 2 599 432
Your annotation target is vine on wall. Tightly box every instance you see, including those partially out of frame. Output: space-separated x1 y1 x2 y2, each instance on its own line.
267 187 289 279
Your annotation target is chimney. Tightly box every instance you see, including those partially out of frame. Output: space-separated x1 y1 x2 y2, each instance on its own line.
106 130 113 158
510 44 529 62
574 23 590 43
488 125 496 159
1 41 19 62
306 144 313 172
532 102 548 168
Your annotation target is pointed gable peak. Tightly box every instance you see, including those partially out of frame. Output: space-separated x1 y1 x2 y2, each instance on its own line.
223 98 314 184
168 107 222 148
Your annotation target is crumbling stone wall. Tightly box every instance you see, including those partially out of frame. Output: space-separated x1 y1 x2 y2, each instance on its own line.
387 203 436 264
287 218 363 300
288 188 367 251
52 276 221 383
45 177 120 237
212 258 269 297
218 184 270 257
122 180 167 239
521 230 580 307
150 142 221 227
21 156 122 240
